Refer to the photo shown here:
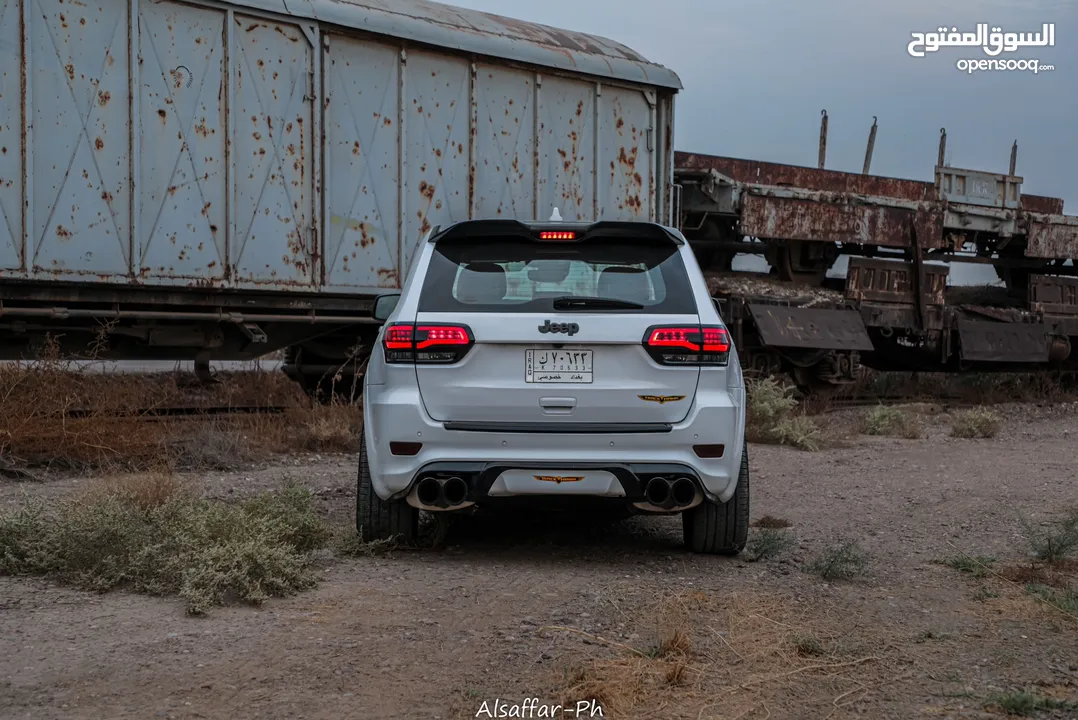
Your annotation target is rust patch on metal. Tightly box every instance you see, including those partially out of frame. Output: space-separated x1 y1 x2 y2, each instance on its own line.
1030 275 1078 315
957 319 1049 363
1021 194 1064 215
97 91 110 106
94 137 104 150
1026 213 1078 259
676 152 934 201
419 181 435 200
739 193 944 250
845 257 949 306
377 268 399 287
56 226 72 240
747 304 874 351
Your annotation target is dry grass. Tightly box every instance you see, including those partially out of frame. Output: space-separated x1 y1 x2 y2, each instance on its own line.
0 474 332 614
836 370 1078 406
744 528 795 562
805 539 872 581
552 591 894 719
951 408 1001 439
862 405 922 439
746 378 823 451
753 515 792 529
1018 507 1078 564
0 471 393 614
0 338 361 473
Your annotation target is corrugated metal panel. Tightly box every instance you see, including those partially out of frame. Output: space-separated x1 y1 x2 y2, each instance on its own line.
403 49 471 273
599 85 653 219
324 37 401 289
1 0 674 294
231 15 315 285
472 63 536 221
0 0 20 271
32 0 131 277
137 0 227 281
538 75 596 221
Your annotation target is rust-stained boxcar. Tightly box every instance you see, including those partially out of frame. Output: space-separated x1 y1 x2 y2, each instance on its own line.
0 0 682 388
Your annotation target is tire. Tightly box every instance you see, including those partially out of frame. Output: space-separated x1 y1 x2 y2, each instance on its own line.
682 440 750 555
356 436 418 543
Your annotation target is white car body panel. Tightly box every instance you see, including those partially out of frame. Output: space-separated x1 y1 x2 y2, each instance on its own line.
363 222 746 509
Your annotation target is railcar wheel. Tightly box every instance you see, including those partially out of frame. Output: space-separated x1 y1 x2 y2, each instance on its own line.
765 240 838 285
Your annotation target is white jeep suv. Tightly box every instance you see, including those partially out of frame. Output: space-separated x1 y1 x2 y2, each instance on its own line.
359 216 749 554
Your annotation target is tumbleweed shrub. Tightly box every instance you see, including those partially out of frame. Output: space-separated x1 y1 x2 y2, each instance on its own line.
746 378 822 451
1018 506 1078 564
0 476 332 615
950 407 1001 439
862 405 922 439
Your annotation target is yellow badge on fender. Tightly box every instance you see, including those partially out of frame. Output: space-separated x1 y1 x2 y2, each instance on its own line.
533 475 585 484
638 394 686 405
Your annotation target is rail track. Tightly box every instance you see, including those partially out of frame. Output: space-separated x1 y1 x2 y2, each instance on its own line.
59 405 294 420
819 395 977 410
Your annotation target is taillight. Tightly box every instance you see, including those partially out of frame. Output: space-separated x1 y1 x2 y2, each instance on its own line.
642 325 731 366
382 323 474 364
539 231 576 240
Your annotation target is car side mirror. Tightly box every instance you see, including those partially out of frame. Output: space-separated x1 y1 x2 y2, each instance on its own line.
372 293 401 322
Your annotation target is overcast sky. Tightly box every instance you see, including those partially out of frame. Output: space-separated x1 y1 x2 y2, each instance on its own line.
450 0 1076 208
447 0 1075 282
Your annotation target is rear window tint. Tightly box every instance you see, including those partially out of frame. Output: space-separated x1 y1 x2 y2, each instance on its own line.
417 235 697 314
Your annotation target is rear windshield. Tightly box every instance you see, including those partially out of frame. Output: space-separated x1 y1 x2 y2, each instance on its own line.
417 236 697 314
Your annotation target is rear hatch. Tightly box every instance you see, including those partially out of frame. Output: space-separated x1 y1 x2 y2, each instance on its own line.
407 222 717 427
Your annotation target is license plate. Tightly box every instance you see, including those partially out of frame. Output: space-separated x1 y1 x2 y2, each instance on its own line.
525 349 593 383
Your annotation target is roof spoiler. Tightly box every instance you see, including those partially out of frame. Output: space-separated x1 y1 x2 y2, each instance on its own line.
428 219 683 245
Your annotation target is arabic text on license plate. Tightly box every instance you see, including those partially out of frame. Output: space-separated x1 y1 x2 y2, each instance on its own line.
525 349 593 384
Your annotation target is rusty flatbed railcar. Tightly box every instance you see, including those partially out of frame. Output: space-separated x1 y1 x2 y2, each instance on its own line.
674 134 1078 391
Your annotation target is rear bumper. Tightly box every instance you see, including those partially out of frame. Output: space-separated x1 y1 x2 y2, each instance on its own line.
363 381 746 504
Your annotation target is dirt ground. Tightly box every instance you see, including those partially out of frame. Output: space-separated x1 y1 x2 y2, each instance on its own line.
2 405 1077 720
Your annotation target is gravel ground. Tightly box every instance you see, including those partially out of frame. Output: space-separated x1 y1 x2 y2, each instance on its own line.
1 405 1077 720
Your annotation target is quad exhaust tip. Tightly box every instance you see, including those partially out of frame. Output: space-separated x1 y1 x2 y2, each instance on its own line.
414 476 470 509
644 477 699 510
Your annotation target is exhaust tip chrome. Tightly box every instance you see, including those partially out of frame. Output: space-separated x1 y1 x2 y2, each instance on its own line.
644 477 671 507
416 477 442 507
671 477 697 507
442 476 468 506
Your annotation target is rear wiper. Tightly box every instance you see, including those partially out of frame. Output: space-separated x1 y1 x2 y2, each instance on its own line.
551 295 645 310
